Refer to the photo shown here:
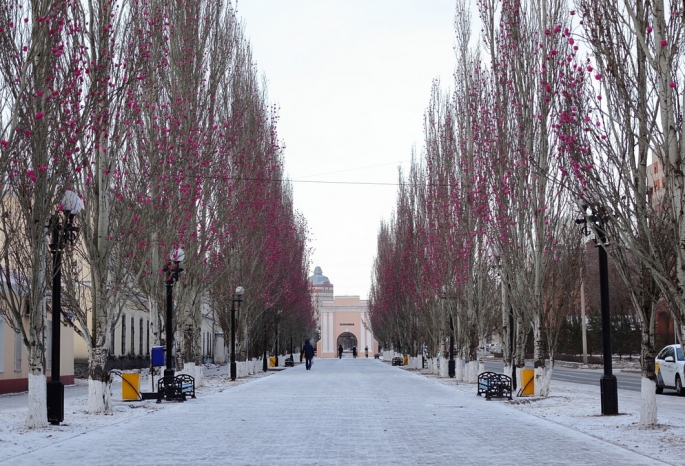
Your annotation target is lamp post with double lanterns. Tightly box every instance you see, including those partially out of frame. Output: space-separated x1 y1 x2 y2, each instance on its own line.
230 286 244 381
440 286 456 378
47 190 84 425
576 203 618 415
162 249 184 385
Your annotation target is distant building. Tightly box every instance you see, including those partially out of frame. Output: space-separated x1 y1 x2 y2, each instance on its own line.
308 266 379 358
647 159 665 211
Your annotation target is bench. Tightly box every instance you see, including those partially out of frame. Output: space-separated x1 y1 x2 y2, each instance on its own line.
157 374 196 402
284 356 294 367
477 371 512 400
392 357 404 366
374 354 380 359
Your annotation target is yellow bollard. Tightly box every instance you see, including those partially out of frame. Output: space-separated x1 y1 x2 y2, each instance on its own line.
403 355 409 366
269 357 277 367
521 369 535 396
121 373 140 401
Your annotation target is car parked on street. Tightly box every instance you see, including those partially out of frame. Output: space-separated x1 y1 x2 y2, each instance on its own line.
655 344 685 395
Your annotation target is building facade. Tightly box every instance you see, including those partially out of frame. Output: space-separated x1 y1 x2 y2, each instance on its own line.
309 267 379 358
0 310 74 395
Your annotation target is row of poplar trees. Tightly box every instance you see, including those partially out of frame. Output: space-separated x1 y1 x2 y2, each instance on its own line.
0 0 314 428
369 0 683 427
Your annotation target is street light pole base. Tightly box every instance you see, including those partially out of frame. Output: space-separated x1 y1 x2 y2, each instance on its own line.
230 362 236 381
600 375 619 415
46 380 64 425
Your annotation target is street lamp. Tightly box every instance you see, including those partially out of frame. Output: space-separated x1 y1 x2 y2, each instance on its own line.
47 190 83 425
440 286 456 378
162 249 184 386
576 203 618 415
230 285 244 381
271 309 282 367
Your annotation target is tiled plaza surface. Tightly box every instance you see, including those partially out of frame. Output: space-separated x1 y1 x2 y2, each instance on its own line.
4 358 665 465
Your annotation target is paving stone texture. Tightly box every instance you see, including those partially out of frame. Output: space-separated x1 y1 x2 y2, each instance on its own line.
7 358 665 465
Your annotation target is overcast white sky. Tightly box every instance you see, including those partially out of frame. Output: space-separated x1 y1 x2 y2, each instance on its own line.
236 1 458 298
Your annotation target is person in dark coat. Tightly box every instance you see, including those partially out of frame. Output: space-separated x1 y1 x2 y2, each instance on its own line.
303 339 315 370
338 344 343 359
352 346 357 358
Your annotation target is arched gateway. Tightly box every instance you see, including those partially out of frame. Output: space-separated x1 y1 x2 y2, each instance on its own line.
308 267 379 358
336 332 358 352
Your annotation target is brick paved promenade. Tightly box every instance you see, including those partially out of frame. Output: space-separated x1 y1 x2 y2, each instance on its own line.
6 358 664 465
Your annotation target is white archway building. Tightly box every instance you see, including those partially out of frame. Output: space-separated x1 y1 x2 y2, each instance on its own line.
309 267 379 358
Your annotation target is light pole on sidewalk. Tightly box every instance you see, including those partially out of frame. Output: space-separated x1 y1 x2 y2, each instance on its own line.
47 190 83 425
230 286 244 381
576 203 618 415
440 286 456 378
162 249 184 386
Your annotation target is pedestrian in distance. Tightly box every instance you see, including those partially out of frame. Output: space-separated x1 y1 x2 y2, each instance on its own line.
352 346 357 358
303 339 315 370
338 344 343 359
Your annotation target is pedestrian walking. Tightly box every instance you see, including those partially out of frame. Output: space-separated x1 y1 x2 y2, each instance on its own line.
352 346 357 358
303 339 315 370
338 344 343 359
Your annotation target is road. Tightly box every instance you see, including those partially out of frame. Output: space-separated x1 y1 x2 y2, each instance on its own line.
483 360 642 392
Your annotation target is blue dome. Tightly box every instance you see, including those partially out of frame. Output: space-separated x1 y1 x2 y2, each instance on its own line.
309 266 330 285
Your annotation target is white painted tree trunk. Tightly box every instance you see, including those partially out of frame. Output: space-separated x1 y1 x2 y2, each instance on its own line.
503 363 513 380
439 356 448 378
87 378 112 414
536 366 552 397
26 374 48 428
182 362 203 388
455 357 463 381
467 361 478 383
640 377 657 426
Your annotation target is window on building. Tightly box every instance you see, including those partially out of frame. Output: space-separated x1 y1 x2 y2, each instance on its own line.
110 325 115 355
14 330 22 372
130 316 135 356
121 314 126 356
46 323 52 369
139 318 144 356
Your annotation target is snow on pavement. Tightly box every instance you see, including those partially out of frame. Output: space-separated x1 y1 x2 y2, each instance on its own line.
0 358 680 465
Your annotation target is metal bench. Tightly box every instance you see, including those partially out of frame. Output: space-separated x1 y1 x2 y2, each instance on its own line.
157 374 196 402
477 371 512 400
392 357 404 366
284 356 294 367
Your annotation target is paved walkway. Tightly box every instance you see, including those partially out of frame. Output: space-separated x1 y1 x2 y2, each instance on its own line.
5 359 664 465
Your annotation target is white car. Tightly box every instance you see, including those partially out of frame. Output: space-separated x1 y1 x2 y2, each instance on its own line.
655 344 685 395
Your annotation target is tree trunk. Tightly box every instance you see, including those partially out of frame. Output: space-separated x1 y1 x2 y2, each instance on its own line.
87 346 111 414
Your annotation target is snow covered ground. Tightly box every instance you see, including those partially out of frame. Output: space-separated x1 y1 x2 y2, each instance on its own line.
420 366 685 466
0 361 683 465
0 364 274 459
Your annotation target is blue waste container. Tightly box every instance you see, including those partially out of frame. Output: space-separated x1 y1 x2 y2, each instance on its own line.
151 346 165 367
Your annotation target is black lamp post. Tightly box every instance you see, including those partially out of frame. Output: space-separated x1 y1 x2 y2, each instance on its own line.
440 286 456 378
576 204 618 415
262 318 268 373
274 309 282 367
162 249 184 385
46 190 83 426
230 286 244 381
